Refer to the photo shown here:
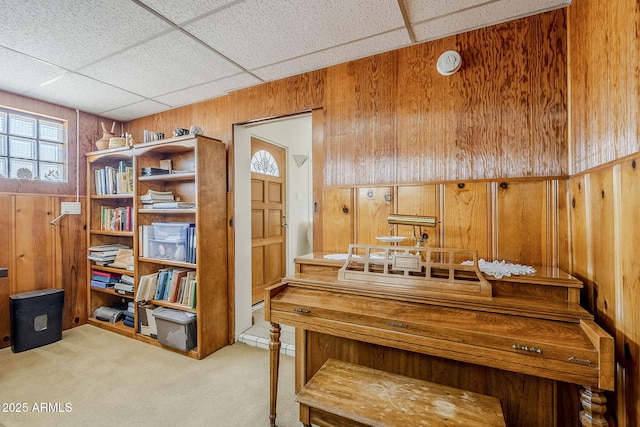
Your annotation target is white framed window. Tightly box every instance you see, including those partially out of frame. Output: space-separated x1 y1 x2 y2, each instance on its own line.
0 107 67 182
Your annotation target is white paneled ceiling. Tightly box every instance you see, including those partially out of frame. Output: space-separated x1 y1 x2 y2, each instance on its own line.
0 0 571 121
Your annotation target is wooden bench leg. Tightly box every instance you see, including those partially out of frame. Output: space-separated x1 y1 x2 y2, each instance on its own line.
269 322 281 427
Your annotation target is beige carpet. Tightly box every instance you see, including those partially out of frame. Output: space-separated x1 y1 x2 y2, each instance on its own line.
0 325 298 427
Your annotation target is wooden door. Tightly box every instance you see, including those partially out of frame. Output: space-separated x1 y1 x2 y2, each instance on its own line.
251 137 286 305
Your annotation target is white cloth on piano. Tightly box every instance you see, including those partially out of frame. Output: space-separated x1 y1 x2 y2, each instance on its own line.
461 259 536 279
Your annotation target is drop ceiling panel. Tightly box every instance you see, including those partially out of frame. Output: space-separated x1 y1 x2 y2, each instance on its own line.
0 0 171 70
253 29 411 81
0 48 68 95
185 0 407 70
411 0 572 41
24 73 145 115
138 0 238 24
153 73 262 107
100 99 171 122
403 0 494 22
79 30 244 98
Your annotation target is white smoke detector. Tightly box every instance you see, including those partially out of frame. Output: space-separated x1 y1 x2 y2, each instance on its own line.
437 50 462 76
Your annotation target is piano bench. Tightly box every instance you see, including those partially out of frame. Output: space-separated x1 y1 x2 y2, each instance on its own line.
295 359 506 427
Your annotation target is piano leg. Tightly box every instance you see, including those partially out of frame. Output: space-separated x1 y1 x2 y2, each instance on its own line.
269 322 281 427
579 387 608 427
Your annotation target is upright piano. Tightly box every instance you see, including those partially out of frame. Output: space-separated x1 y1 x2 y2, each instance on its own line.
266 246 614 427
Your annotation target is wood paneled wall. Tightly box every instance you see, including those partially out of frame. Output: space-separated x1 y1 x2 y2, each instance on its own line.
569 0 640 174
569 0 640 424
321 178 563 267
0 91 112 343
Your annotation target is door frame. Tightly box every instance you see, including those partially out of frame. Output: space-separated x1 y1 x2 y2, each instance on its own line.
232 113 312 338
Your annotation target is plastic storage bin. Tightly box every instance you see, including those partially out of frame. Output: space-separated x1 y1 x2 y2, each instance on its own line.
152 307 197 351
152 222 190 241
149 239 187 261
10 289 64 353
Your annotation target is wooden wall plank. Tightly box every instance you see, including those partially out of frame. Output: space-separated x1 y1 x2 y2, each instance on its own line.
496 181 548 265
14 196 55 294
323 52 397 187
0 195 13 347
395 13 567 183
442 182 490 259
396 185 439 247
569 176 590 307
355 187 393 245
322 188 353 253
569 0 640 173
588 169 616 335
56 196 87 329
619 156 640 425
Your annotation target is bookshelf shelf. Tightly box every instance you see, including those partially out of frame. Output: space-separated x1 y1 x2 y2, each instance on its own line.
86 134 228 360
138 172 195 182
90 230 135 237
138 208 196 214
90 193 134 199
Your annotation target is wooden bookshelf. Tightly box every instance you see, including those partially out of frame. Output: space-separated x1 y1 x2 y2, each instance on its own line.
86 134 228 359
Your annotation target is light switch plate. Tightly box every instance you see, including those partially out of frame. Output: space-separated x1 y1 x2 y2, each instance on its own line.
61 202 81 215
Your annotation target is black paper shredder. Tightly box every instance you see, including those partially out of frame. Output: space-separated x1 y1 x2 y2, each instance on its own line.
10 288 64 353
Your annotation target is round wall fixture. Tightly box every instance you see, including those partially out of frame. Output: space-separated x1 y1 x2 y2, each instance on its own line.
437 50 462 76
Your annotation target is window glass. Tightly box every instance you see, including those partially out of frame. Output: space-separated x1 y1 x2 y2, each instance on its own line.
250 149 280 177
0 108 67 182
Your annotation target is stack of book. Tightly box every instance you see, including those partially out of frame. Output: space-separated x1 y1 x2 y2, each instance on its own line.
139 189 174 207
90 270 121 289
114 273 135 296
87 244 130 265
123 302 135 328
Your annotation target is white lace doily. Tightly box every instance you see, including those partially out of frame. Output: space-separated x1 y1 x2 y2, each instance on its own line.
461 259 536 279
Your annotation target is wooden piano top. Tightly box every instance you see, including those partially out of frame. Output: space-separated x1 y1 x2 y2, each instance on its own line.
267 253 615 391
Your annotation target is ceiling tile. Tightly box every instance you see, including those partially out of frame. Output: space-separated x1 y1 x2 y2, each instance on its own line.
138 0 237 24
100 99 171 122
79 30 244 98
185 0 406 70
0 47 68 95
23 73 145 116
412 0 572 41
153 73 262 107
253 29 410 81
403 0 492 22
0 0 171 69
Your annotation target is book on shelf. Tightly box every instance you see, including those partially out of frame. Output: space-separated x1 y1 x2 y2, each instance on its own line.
93 163 133 195
114 282 134 295
108 248 134 270
141 167 170 176
151 202 196 209
139 225 155 257
90 279 114 289
89 243 130 252
135 272 159 302
100 206 133 231
120 274 135 285
87 244 130 264
91 271 121 283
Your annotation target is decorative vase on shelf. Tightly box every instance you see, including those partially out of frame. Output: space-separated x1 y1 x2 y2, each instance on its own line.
95 121 116 150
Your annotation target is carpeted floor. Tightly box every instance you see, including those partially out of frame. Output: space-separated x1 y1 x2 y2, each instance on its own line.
0 325 298 427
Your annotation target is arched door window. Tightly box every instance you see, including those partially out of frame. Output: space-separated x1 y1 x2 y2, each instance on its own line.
250 149 280 176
